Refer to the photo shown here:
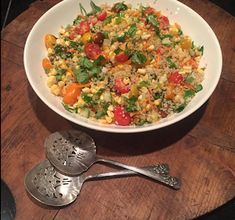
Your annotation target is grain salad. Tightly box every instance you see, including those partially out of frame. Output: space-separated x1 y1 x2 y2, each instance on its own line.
42 1 205 126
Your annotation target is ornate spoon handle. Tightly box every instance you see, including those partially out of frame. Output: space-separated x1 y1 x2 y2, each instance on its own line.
86 162 181 190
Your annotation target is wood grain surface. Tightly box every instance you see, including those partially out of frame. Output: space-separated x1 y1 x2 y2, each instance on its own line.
1 0 235 219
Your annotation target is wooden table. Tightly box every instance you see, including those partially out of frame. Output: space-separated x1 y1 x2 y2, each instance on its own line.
1 0 235 219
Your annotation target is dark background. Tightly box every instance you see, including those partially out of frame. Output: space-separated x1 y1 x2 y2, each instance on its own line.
1 0 235 219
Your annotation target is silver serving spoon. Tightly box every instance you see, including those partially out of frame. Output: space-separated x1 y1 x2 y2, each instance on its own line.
25 160 178 207
45 130 180 189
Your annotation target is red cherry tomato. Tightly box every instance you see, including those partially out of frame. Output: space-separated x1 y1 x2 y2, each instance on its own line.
168 71 184 84
144 7 156 15
156 48 162 54
159 16 170 29
114 78 130 94
114 106 131 126
88 16 98 25
84 43 102 60
69 31 76 40
74 21 90 35
115 52 129 63
97 11 107 21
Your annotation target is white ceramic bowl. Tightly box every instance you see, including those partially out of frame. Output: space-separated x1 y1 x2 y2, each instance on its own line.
24 0 222 133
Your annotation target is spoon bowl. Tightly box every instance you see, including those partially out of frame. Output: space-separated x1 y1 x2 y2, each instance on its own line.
24 160 80 206
45 130 96 175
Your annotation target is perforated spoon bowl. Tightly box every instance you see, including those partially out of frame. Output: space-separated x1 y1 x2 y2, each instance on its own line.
25 160 176 207
45 130 180 189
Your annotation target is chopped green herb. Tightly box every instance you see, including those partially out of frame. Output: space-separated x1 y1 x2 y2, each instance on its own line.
114 47 122 55
117 12 125 17
95 102 109 118
112 2 128 12
63 103 78 113
82 93 93 104
126 24 137 37
79 3 87 16
138 81 150 88
78 57 94 69
191 41 195 49
124 46 132 56
175 103 186 113
146 14 159 27
90 66 102 77
125 96 138 112
153 92 163 100
55 68 66 81
166 57 177 69
70 41 81 49
74 68 89 83
115 17 122 24
198 46 204 55
73 15 83 25
103 15 113 25
195 84 203 92
186 75 195 83
54 45 64 55
102 31 109 39
90 1 101 13
131 52 147 65
161 34 173 39
117 33 126 42
184 90 195 99
178 29 183 35
94 55 105 66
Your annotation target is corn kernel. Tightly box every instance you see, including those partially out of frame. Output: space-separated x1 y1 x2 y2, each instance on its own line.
137 68 146 74
146 104 151 110
58 81 65 88
154 99 161 106
108 105 114 111
50 84 60 96
105 116 113 123
47 76 56 88
123 77 130 85
107 111 114 118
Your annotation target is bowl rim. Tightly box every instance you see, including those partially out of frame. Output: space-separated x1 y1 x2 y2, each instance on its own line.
23 0 222 133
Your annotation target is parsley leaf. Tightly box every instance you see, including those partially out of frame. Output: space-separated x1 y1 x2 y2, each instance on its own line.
126 24 137 37
125 97 138 112
131 52 147 65
103 15 113 25
166 57 177 69
78 57 94 69
198 46 204 55
90 1 101 13
74 68 89 83
195 84 203 92
146 14 159 27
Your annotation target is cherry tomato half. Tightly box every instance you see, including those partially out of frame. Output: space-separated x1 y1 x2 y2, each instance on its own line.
114 106 131 126
84 43 102 60
168 71 184 84
88 16 98 25
144 7 156 15
74 21 90 35
159 16 170 29
97 11 107 21
114 78 130 94
115 52 129 63
63 83 81 105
